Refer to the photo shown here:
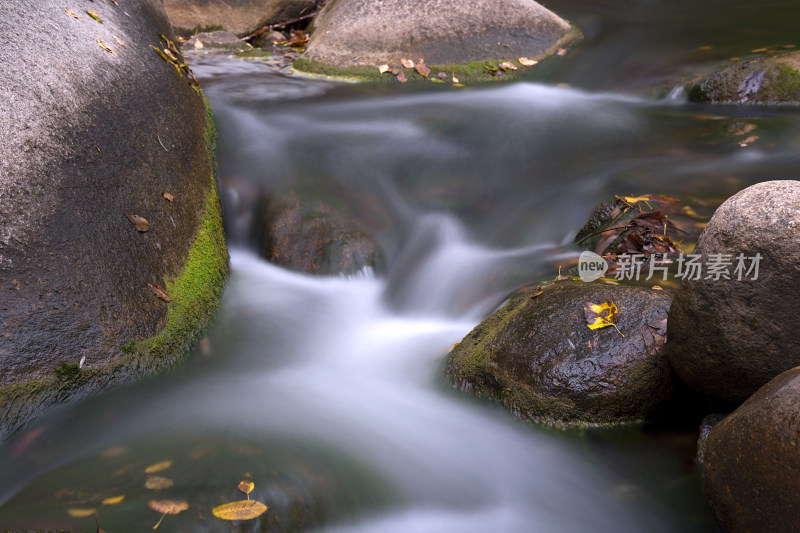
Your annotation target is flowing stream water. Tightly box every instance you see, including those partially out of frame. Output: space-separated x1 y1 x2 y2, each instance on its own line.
2 0 800 531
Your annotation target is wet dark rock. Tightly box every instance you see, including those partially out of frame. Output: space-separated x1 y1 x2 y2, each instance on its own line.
259 191 383 276
446 280 674 427
0 0 228 443
688 52 800 105
667 180 800 404
702 367 800 533
184 30 253 51
164 0 318 37
696 413 726 465
298 0 581 76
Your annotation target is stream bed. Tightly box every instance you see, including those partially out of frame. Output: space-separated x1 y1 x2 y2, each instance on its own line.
1 0 800 531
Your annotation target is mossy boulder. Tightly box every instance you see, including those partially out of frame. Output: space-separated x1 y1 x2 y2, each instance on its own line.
688 52 800 105
0 0 228 443
164 0 317 37
446 280 674 427
258 191 383 276
667 181 800 404
296 0 581 81
702 367 800 533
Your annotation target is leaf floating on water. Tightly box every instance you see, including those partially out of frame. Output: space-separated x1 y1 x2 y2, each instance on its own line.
102 495 125 505
125 214 149 232
518 57 538 66
377 64 390 74
67 508 97 518
148 284 172 303
584 301 624 337
148 499 189 530
415 60 431 78
86 10 103 22
113 35 127 47
400 58 414 69
396 71 407 83
162 191 174 202
65 7 80 18
739 135 758 147
97 39 114 53
212 500 268 521
145 475 174 490
238 480 255 500
145 460 173 473
498 61 517 71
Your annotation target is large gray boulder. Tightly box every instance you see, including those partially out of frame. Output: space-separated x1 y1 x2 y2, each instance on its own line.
702 367 800 533
689 52 800 105
667 181 800 403
447 280 674 427
0 0 228 443
298 0 581 76
164 0 318 37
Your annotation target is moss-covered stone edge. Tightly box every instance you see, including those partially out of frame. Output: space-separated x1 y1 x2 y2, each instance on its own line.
0 91 229 443
445 281 647 429
292 24 582 84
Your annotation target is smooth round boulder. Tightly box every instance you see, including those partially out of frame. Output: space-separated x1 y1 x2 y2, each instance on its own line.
299 0 581 73
447 280 674 427
259 191 383 276
667 180 800 403
689 52 800 105
702 367 800 533
0 0 228 443
164 0 318 37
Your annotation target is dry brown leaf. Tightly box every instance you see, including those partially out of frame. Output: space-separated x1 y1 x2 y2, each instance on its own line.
415 60 431 78
113 36 127 47
125 214 149 232
378 64 390 74
148 284 172 303
396 71 407 83
739 135 759 147
518 57 538 66
97 39 114 53
148 499 189 530
400 58 414 69
498 61 517 71
145 475 174 490
65 7 80 18
162 192 174 202
109 0 119 5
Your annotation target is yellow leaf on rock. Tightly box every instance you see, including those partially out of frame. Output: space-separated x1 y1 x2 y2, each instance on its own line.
212 500 268 520
67 508 97 518
86 10 103 22
65 7 80 18
145 460 173 473
102 495 125 505
97 39 113 53
518 57 538 66
623 196 650 203
584 301 624 337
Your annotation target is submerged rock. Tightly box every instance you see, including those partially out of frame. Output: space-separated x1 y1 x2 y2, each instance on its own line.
689 52 800 105
446 280 674 427
0 0 228 443
702 367 800 533
296 0 581 80
164 0 317 37
259 191 383 276
667 180 800 403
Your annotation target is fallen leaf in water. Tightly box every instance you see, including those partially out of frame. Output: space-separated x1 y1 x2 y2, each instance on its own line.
194 39 204 49
584 301 624 337
112 35 127 47
148 284 172 303
739 135 758 147
212 500 268 520
623 196 650 204
145 475 174 490
415 60 431 78
125 214 149 232
67 508 97 518
149 499 189 530
782 44 796 49
86 10 103 22
751 47 767 53
65 7 80 18
400 58 414 69
102 495 125 505
498 61 517 71
728 123 757 136
378 64 390 74
396 71 407 83
238 480 255 500
97 39 113 53
162 192 174 202
518 57 538 66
